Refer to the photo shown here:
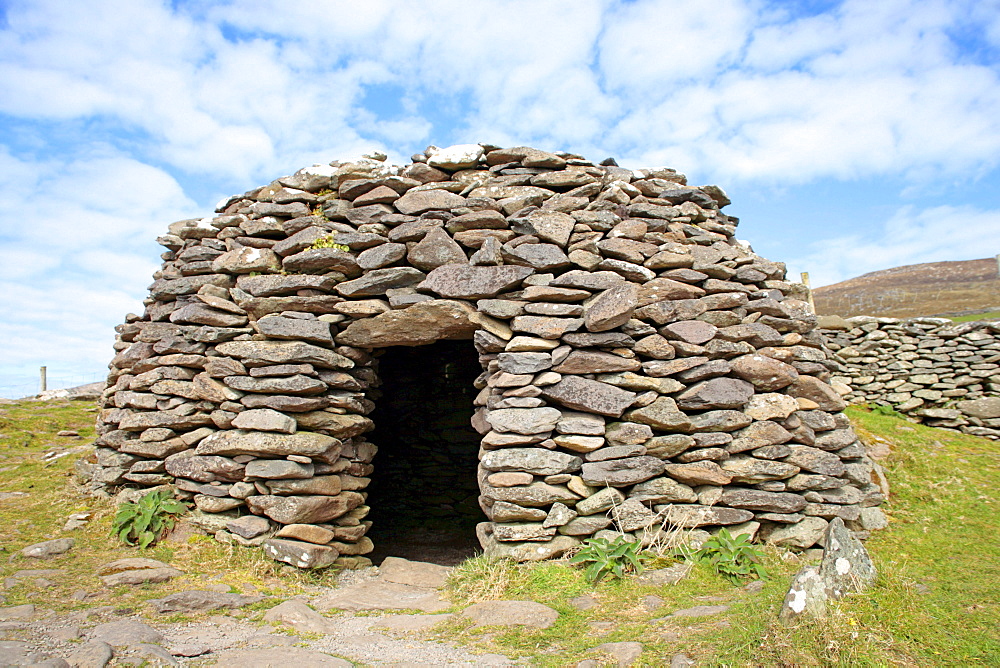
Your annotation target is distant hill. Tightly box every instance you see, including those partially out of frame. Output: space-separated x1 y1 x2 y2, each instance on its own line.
812 258 1000 318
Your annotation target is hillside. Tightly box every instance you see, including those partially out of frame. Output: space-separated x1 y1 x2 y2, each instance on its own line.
813 257 1000 318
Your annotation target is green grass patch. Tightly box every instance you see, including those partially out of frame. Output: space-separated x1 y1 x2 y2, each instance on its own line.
442 405 1000 666
0 399 340 616
947 311 1000 322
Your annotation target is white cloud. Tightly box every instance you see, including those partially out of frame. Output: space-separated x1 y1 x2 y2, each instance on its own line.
786 204 1000 287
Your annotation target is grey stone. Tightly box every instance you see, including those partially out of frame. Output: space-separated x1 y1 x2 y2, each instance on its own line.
720 488 807 513
336 267 427 297
230 408 296 433
487 407 562 434
461 600 559 628
337 299 476 347
676 377 755 410
215 340 353 369
658 505 754 528
21 539 74 559
581 456 665 487
64 640 114 668
481 448 582 475
245 459 314 479
419 264 533 299
210 648 352 667
90 619 164 646
542 376 637 417
148 589 264 614
763 516 829 549
263 539 339 569
584 282 640 333
247 493 364 524
256 316 333 346
314 581 449 613
197 430 341 460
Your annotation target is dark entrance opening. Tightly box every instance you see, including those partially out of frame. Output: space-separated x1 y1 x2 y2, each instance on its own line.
365 340 484 566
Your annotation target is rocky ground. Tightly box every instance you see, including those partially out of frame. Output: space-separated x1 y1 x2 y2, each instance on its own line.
0 536 736 667
0 548 523 667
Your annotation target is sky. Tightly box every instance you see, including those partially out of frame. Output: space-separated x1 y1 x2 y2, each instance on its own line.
1 0 999 397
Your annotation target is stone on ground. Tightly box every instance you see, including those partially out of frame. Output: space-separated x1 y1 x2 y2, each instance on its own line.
262 599 335 634
90 619 164 646
147 590 265 614
460 600 559 629
377 557 452 588
312 581 450 613
64 640 114 668
21 538 74 559
595 641 644 667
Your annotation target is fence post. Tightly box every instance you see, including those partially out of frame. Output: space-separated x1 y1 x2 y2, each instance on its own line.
800 272 816 314
39 366 47 393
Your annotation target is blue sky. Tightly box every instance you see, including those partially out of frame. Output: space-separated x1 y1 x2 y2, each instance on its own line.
1 0 999 397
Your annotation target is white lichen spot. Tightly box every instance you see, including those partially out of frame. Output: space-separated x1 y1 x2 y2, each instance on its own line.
244 248 262 263
304 164 337 177
836 557 851 575
789 589 807 613
196 217 215 229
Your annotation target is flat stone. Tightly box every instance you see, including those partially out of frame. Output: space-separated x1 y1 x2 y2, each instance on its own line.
419 264 533 299
659 505 753 528
101 566 183 587
744 393 800 420
552 350 641 374
91 619 164 646
0 605 34 621
663 461 733 486
730 354 799 391
263 538 339 569
148 590 264 614
216 341 353 370
594 641 645 667
720 489 807 513
667 604 730 618
481 448 582 475
487 407 562 434
511 315 584 339
231 408 296 434
480 531 579 561
64 640 114 668
226 515 272 539
245 459 314 479
506 243 571 271
461 600 559 629
784 445 846 477
314 581 449 613
629 477 698 504
484 482 580 507
336 299 476 347
21 539 73 559
274 523 335 544
720 455 800 483
676 378 754 410
625 397 692 431
956 397 1000 419
247 493 363 524
357 242 407 270
378 557 452 588
581 456 665 487
542 376 636 417
336 267 427 297
196 430 341 459
262 599 335 634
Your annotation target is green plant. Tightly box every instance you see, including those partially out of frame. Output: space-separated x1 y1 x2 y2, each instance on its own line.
568 535 645 583
692 528 768 583
870 403 907 419
309 235 350 252
111 489 187 548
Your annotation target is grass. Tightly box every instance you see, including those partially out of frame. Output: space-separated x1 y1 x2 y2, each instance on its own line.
440 405 1000 666
947 310 1000 323
1 398 999 666
0 399 341 619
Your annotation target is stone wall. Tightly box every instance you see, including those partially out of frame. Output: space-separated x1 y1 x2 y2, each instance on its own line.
819 316 1000 439
85 143 888 569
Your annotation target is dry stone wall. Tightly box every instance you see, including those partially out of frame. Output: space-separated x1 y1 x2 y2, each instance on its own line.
819 316 1000 440
86 143 888 569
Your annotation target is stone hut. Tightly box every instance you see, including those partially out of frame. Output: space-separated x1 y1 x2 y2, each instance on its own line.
87 144 888 569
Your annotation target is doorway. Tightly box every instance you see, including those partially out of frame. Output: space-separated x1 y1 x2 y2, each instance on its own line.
364 340 484 565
